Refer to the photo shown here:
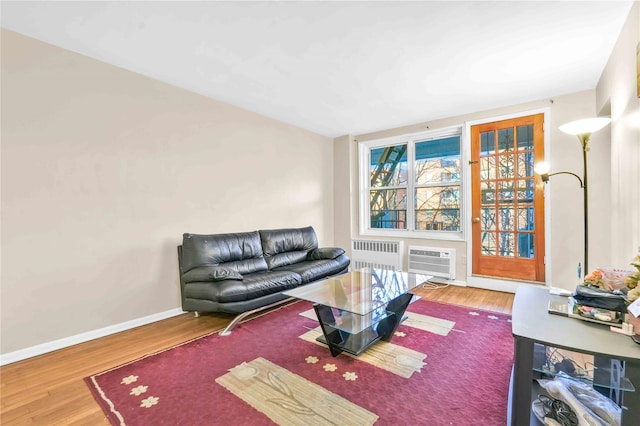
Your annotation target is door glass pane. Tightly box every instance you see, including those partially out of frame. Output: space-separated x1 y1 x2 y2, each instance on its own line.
481 207 496 230
498 181 514 203
498 128 514 152
499 232 515 257
370 189 406 229
481 157 496 180
415 187 460 231
480 182 494 206
480 189 496 205
517 180 535 203
480 131 495 155
517 125 534 150
370 144 407 187
516 152 534 177
498 154 515 179
499 207 515 231
518 206 534 231
481 231 496 255
518 233 534 258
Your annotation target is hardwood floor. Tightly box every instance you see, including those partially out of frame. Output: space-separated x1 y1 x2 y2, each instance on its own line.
0 285 513 425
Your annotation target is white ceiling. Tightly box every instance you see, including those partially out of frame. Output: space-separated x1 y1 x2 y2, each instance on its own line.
1 1 634 137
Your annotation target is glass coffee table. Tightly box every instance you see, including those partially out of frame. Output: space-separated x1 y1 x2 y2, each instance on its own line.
283 268 432 357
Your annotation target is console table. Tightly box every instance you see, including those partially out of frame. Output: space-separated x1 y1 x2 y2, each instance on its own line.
510 286 640 425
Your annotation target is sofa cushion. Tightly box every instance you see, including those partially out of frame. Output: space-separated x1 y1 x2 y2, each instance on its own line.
182 266 243 284
307 247 346 260
274 255 350 283
181 231 268 274
183 270 302 303
259 226 318 269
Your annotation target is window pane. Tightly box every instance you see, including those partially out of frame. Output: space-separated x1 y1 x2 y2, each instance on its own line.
415 137 461 184
370 189 406 229
370 144 407 187
415 186 460 231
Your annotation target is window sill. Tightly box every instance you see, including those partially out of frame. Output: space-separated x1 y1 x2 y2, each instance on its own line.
358 228 465 242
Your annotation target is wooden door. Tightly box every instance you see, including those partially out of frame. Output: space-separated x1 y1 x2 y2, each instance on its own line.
471 114 545 282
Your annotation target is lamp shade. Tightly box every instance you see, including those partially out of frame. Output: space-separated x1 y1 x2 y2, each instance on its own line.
559 117 611 135
534 162 550 175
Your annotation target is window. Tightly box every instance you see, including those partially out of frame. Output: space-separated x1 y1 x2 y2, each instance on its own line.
359 127 463 240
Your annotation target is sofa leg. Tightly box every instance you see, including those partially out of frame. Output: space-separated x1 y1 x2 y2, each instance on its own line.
194 312 200 318
218 297 296 336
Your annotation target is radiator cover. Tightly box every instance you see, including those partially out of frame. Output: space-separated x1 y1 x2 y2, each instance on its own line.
351 240 403 271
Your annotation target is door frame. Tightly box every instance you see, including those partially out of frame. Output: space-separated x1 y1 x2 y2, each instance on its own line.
464 107 552 292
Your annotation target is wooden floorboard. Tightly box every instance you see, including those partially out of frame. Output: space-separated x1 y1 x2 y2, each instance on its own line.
0 285 513 425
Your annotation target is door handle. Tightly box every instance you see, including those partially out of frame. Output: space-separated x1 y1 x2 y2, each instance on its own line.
473 217 481 223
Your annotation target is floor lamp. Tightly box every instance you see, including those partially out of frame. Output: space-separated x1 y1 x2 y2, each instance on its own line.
534 117 611 277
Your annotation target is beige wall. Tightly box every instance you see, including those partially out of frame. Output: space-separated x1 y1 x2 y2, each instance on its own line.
333 135 353 252
0 30 334 356
343 92 605 290
596 1 640 264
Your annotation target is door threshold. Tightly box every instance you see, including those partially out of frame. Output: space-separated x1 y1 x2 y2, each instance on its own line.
467 275 545 293
471 274 545 285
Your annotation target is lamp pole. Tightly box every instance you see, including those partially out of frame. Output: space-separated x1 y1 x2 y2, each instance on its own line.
579 133 589 274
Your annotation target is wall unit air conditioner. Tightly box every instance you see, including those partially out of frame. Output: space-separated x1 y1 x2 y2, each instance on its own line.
351 240 403 271
408 246 456 280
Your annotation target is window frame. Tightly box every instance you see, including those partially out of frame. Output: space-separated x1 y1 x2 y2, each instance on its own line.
359 125 465 241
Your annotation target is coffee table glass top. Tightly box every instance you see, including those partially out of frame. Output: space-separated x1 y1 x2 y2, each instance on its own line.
282 268 432 315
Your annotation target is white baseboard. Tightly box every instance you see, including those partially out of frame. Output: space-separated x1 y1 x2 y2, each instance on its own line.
427 276 467 286
0 307 184 366
466 276 541 293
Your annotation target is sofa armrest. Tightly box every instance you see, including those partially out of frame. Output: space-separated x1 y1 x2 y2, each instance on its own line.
182 266 243 283
307 247 346 260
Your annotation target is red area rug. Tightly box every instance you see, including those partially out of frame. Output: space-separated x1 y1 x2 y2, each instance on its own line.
85 300 513 426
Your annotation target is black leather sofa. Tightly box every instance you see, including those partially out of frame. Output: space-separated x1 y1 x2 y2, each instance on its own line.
177 226 349 334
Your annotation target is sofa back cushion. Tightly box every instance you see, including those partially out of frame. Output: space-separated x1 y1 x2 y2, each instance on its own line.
181 231 268 274
259 226 318 269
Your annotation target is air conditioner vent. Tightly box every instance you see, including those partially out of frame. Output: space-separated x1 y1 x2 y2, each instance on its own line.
408 246 456 280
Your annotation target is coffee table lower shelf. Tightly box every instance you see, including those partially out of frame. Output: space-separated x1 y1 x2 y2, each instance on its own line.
315 330 384 356
313 292 414 357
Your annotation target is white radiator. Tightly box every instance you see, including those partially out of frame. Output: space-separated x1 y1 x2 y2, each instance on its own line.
351 240 403 271
408 246 456 280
